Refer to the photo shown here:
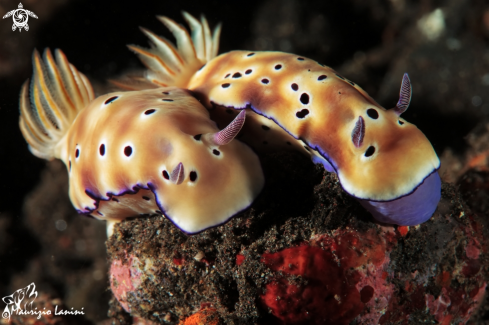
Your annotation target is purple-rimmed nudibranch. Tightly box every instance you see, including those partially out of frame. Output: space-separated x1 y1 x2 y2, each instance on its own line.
18 49 264 235
121 12 441 226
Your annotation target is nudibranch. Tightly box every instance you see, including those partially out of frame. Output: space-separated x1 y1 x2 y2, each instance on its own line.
122 12 441 226
18 48 264 235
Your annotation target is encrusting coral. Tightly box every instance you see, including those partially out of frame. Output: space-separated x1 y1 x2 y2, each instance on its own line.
107 151 488 324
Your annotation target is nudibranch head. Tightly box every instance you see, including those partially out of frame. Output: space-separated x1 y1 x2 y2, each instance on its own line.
19 48 264 235
336 76 440 202
338 75 441 225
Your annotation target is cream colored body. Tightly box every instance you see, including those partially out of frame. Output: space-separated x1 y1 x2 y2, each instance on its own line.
117 12 442 226
19 48 264 235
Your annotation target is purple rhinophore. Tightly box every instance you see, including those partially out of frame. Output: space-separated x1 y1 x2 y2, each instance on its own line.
170 162 185 185
351 116 365 148
358 171 441 226
394 73 412 116
212 110 246 145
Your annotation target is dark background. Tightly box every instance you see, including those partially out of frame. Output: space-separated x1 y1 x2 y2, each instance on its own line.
0 0 488 322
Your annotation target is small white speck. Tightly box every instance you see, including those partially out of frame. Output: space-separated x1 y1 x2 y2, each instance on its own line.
334 294 341 303
417 8 445 41
472 96 482 107
194 251 205 261
55 220 67 231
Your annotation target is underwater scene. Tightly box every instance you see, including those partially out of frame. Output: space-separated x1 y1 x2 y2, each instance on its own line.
0 0 489 324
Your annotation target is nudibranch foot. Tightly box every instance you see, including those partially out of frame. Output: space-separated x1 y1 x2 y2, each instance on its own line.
358 171 441 226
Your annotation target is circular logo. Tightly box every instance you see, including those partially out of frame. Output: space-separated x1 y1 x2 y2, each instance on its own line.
13 9 28 28
2 3 38 32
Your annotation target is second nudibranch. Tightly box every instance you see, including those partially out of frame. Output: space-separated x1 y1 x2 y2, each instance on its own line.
124 12 441 226
19 49 264 235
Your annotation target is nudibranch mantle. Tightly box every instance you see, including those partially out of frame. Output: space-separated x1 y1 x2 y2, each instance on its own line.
19 49 264 235
125 13 441 226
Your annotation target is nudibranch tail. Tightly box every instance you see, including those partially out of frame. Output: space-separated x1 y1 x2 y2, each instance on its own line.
19 48 94 160
121 12 221 90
